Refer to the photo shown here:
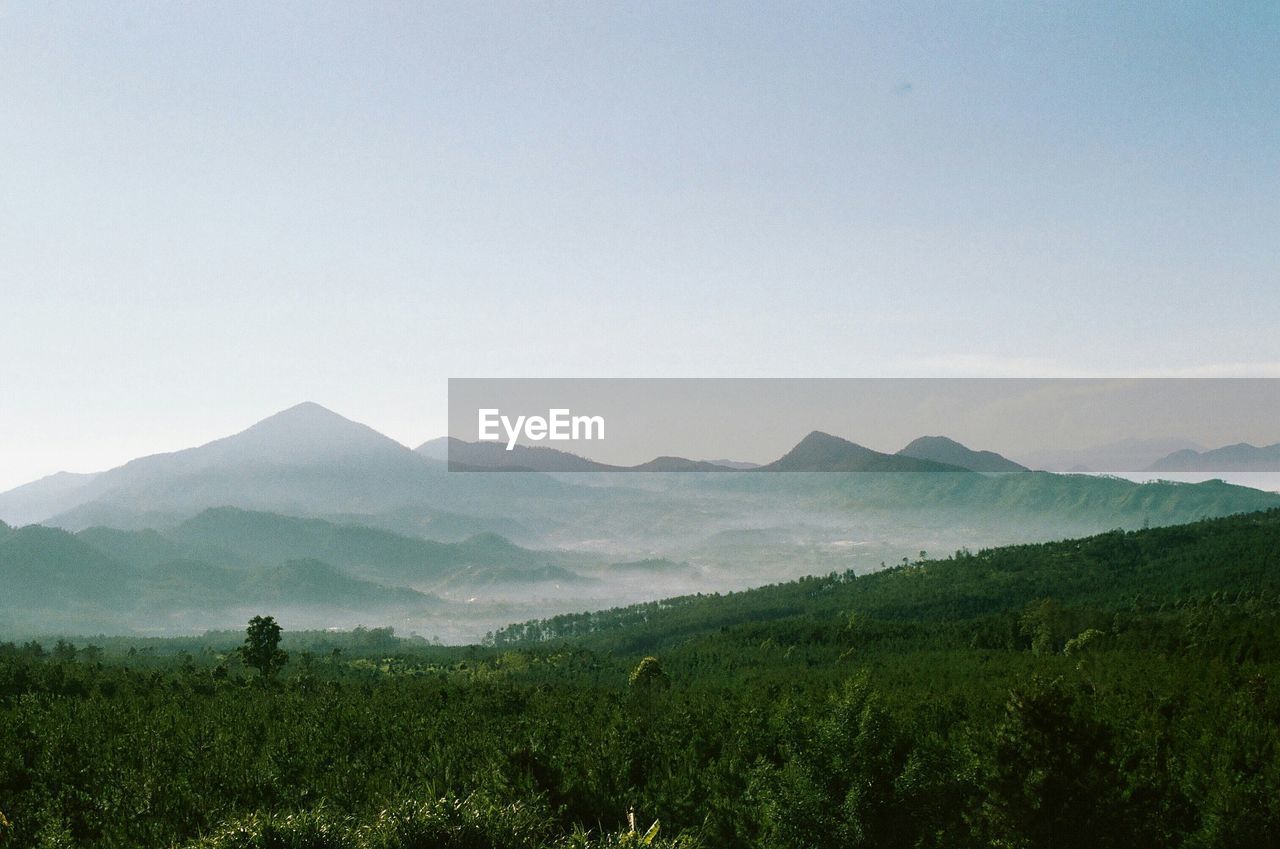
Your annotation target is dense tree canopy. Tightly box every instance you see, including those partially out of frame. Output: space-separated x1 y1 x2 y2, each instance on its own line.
1 510 1278 847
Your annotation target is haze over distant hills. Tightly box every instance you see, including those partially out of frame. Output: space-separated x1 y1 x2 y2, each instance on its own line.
0 402 444 528
5 402 1280 638
428 431 1006 474
0 471 101 527
1146 442 1280 472
2 403 1277 534
1018 437 1205 473
701 458 761 470
422 432 1024 474
0 506 603 636
0 404 588 536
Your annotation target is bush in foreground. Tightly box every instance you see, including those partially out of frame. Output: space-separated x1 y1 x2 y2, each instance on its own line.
184 796 695 849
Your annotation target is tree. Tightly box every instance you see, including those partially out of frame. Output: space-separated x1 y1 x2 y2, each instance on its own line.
1019 598 1070 655
240 615 287 679
751 674 922 849
978 676 1133 849
628 656 669 690
52 639 77 663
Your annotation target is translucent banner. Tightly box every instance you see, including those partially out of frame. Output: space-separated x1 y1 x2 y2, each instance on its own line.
446 378 1280 474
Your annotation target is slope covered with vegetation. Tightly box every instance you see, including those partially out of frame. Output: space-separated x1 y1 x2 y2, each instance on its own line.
2 511 1279 848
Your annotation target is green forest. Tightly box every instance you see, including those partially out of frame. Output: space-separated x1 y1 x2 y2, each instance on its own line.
3 510 1280 848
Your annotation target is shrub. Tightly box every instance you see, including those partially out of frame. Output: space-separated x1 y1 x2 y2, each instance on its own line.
627 657 669 690
364 795 552 849
187 810 357 849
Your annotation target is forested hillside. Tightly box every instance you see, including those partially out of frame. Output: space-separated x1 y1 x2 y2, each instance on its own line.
490 508 1280 652
2 511 1279 848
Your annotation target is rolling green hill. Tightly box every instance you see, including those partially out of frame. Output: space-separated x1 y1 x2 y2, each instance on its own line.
77 526 239 569
0 525 138 609
1 508 595 635
170 507 553 585
490 507 1280 652
0 521 442 634
245 558 435 607
6 509 1280 849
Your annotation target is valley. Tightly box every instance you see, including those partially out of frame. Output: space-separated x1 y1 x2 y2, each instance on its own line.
3 404 1279 641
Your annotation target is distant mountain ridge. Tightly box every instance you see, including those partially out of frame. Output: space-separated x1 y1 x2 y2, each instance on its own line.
103 402 421 478
759 431 968 473
1146 442 1280 472
2 402 1278 567
4 405 1280 638
0 403 453 529
897 436 1028 472
0 471 101 527
423 431 981 473
418 437 740 473
0 506 595 634
1019 437 1205 473
427 432 1039 474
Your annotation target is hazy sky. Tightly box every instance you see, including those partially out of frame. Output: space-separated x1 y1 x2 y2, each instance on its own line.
2 2 1278 489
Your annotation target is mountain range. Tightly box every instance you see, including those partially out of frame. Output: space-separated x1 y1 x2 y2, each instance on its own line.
0 506 599 636
431 428 1280 476
3 403 1268 519
0 407 1035 529
2 403 1278 535
4 402 1280 638
0 403 587 534
422 430 1018 474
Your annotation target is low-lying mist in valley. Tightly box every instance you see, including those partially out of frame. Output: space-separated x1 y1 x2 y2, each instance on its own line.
5 404 1280 643
6 472 1280 643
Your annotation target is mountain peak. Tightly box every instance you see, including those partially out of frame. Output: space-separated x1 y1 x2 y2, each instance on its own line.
0 403 435 527
246 401 362 432
900 435 965 452
216 403 413 463
800 429 861 447
272 400 339 418
897 436 1028 473
760 431 967 472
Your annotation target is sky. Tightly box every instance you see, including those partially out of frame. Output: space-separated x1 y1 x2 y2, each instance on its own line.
2 1 1278 490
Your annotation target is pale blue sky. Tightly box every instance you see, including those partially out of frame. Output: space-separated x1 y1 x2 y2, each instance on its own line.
2 2 1278 489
